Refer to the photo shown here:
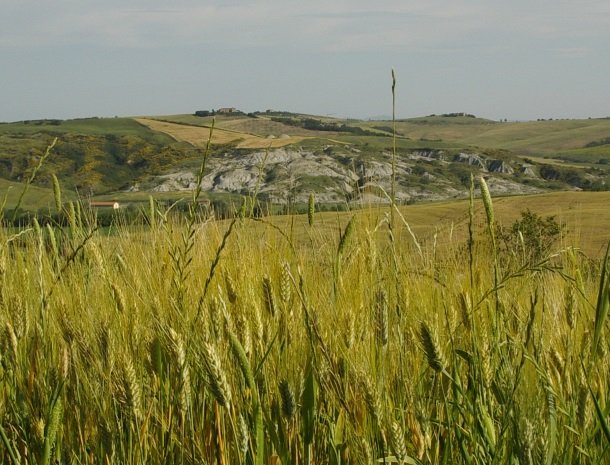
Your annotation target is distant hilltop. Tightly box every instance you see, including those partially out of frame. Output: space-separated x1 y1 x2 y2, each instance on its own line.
427 112 477 118
194 107 242 117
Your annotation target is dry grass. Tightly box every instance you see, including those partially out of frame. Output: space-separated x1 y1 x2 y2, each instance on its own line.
258 191 610 258
136 117 306 149
214 117 321 137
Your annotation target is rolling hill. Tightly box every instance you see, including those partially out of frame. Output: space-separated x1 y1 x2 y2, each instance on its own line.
0 112 608 211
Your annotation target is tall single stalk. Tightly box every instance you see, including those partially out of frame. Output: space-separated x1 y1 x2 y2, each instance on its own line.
170 121 215 312
190 119 215 213
390 69 397 226
591 240 610 362
11 137 57 223
479 176 501 330
468 174 475 292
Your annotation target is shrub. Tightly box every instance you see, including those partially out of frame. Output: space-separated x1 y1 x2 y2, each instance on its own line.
498 209 563 263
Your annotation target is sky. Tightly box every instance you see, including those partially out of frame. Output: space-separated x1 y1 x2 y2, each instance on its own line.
2 0 610 122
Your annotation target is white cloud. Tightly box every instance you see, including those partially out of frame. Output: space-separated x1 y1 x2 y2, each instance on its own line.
2 0 610 53
2 1 610 121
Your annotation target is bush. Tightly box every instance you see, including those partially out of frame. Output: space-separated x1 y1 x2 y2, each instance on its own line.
497 209 563 263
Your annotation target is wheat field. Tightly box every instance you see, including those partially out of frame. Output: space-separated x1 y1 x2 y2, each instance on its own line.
0 175 609 465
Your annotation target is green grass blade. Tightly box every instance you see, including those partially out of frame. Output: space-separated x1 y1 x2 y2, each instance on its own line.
545 388 557 465
589 384 610 444
254 406 265 465
592 240 610 360
0 422 20 465
301 356 317 464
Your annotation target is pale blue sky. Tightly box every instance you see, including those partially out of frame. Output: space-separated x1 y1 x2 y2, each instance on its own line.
2 0 609 122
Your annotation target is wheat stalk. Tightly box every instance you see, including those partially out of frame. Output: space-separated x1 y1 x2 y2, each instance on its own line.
389 421 407 463
201 341 232 407
121 355 142 420
419 321 445 373
169 328 191 415
279 379 296 419
280 261 292 308
308 193 315 227
262 275 276 316
375 289 389 347
52 174 62 212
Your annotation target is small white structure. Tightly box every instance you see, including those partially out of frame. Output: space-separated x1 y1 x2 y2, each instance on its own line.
90 201 120 210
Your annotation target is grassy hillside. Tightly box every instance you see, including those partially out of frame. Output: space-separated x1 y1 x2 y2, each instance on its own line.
0 112 608 212
0 178 76 212
356 116 610 160
166 112 610 164
0 117 172 138
0 117 200 195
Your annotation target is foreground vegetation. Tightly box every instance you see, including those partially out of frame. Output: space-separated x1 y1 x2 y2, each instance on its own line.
0 175 609 464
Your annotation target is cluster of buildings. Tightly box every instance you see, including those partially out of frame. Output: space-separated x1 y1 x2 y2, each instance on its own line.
194 107 239 117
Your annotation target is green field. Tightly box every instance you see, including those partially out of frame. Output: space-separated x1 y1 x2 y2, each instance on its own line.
0 117 173 139
355 116 610 169
364 116 610 152
0 178 76 212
